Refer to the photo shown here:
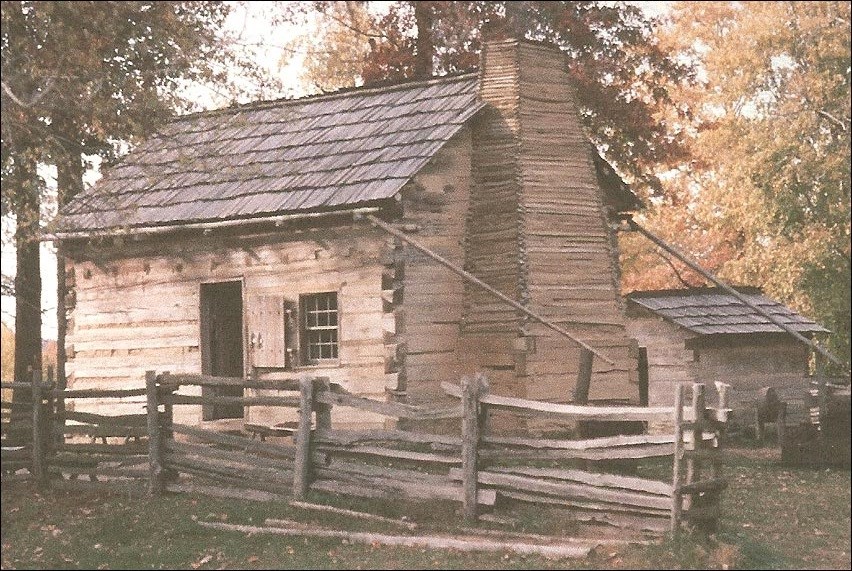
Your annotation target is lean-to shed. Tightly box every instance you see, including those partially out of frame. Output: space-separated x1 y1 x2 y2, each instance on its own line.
53 39 642 430
625 287 829 427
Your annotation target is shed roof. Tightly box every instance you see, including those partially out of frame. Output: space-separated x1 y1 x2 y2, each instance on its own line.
626 287 829 336
57 72 639 234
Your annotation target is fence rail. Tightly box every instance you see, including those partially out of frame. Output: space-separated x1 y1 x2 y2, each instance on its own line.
2 369 730 536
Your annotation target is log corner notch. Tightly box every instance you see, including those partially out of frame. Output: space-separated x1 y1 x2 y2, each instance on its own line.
622 217 847 373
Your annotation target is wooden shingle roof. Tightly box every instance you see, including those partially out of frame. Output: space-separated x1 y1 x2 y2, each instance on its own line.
627 287 829 336
59 73 484 233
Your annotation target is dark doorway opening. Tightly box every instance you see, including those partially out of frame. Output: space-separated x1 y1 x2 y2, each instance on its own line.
200 281 244 420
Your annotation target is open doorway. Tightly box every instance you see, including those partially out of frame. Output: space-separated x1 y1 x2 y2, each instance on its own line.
200 281 244 420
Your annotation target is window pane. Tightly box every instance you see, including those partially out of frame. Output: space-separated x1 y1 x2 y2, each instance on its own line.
301 292 339 362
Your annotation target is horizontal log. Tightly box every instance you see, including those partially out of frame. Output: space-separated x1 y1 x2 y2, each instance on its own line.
165 462 293 497
164 440 292 472
0 382 53 389
483 433 677 451
54 442 148 455
314 458 449 486
310 478 496 506
313 428 461 448
480 443 675 461
50 453 146 467
64 411 148 427
166 482 287 503
57 388 147 399
170 424 296 459
500 489 671 518
441 382 673 421
58 424 148 439
163 451 294 485
570 510 669 535
314 389 461 420
1 448 31 461
168 394 301 408
197 521 592 559
314 444 459 465
281 503 417 530
485 466 672 496
159 374 302 392
449 469 672 511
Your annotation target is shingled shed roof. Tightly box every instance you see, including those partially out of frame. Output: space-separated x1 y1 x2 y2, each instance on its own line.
627 287 829 336
58 73 485 233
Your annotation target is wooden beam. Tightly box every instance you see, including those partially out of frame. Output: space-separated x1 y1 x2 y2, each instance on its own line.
627 218 844 370
362 214 615 365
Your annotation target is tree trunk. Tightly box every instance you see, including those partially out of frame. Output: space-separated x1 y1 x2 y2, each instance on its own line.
413 1 433 78
12 154 42 421
53 123 84 391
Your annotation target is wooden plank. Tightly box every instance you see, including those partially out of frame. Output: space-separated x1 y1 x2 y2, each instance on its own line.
47 464 148 478
449 469 672 511
314 444 459 465
479 444 675 461
56 388 147 399
197 521 593 559
442 382 673 421
146 370 163 496
54 442 148 455
313 459 448 486
486 466 672 496
483 433 682 451
169 394 301 408
310 478 497 506
283 503 417 530
64 411 148 427
167 482 286 503
58 424 148 439
160 374 302 392
164 440 292 472
314 389 461 420
162 451 294 485
313 428 461 448
170 423 296 459
496 489 670 518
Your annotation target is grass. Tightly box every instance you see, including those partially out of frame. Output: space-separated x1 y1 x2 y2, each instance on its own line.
1 446 849 570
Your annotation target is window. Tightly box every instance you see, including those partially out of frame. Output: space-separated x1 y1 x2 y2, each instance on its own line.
300 292 339 363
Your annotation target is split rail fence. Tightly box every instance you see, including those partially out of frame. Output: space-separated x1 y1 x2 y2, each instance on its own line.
1 370 730 535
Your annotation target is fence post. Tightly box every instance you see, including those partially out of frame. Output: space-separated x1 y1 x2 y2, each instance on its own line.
314 377 331 431
44 365 55 461
461 374 485 523
145 370 164 496
670 382 684 534
160 371 178 483
293 376 314 500
31 369 45 486
573 348 593 405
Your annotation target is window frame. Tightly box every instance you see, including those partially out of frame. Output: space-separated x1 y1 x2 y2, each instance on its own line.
299 291 340 366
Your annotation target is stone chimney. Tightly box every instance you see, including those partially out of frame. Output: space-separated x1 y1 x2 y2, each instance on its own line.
463 38 638 405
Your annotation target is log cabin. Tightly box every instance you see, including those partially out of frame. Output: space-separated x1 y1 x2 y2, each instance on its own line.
625 287 829 430
52 38 644 431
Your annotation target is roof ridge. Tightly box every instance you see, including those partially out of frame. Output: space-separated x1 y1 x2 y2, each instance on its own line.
170 71 480 124
626 286 762 298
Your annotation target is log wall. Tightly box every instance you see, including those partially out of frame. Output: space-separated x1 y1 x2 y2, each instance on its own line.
398 130 473 406
64 224 390 428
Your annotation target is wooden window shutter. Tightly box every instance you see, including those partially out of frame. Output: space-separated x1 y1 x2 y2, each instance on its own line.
247 296 285 369
283 299 298 370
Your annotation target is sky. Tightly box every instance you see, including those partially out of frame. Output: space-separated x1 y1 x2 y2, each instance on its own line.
0 0 671 339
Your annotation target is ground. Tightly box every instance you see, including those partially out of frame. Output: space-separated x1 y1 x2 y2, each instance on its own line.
1 446 849 570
